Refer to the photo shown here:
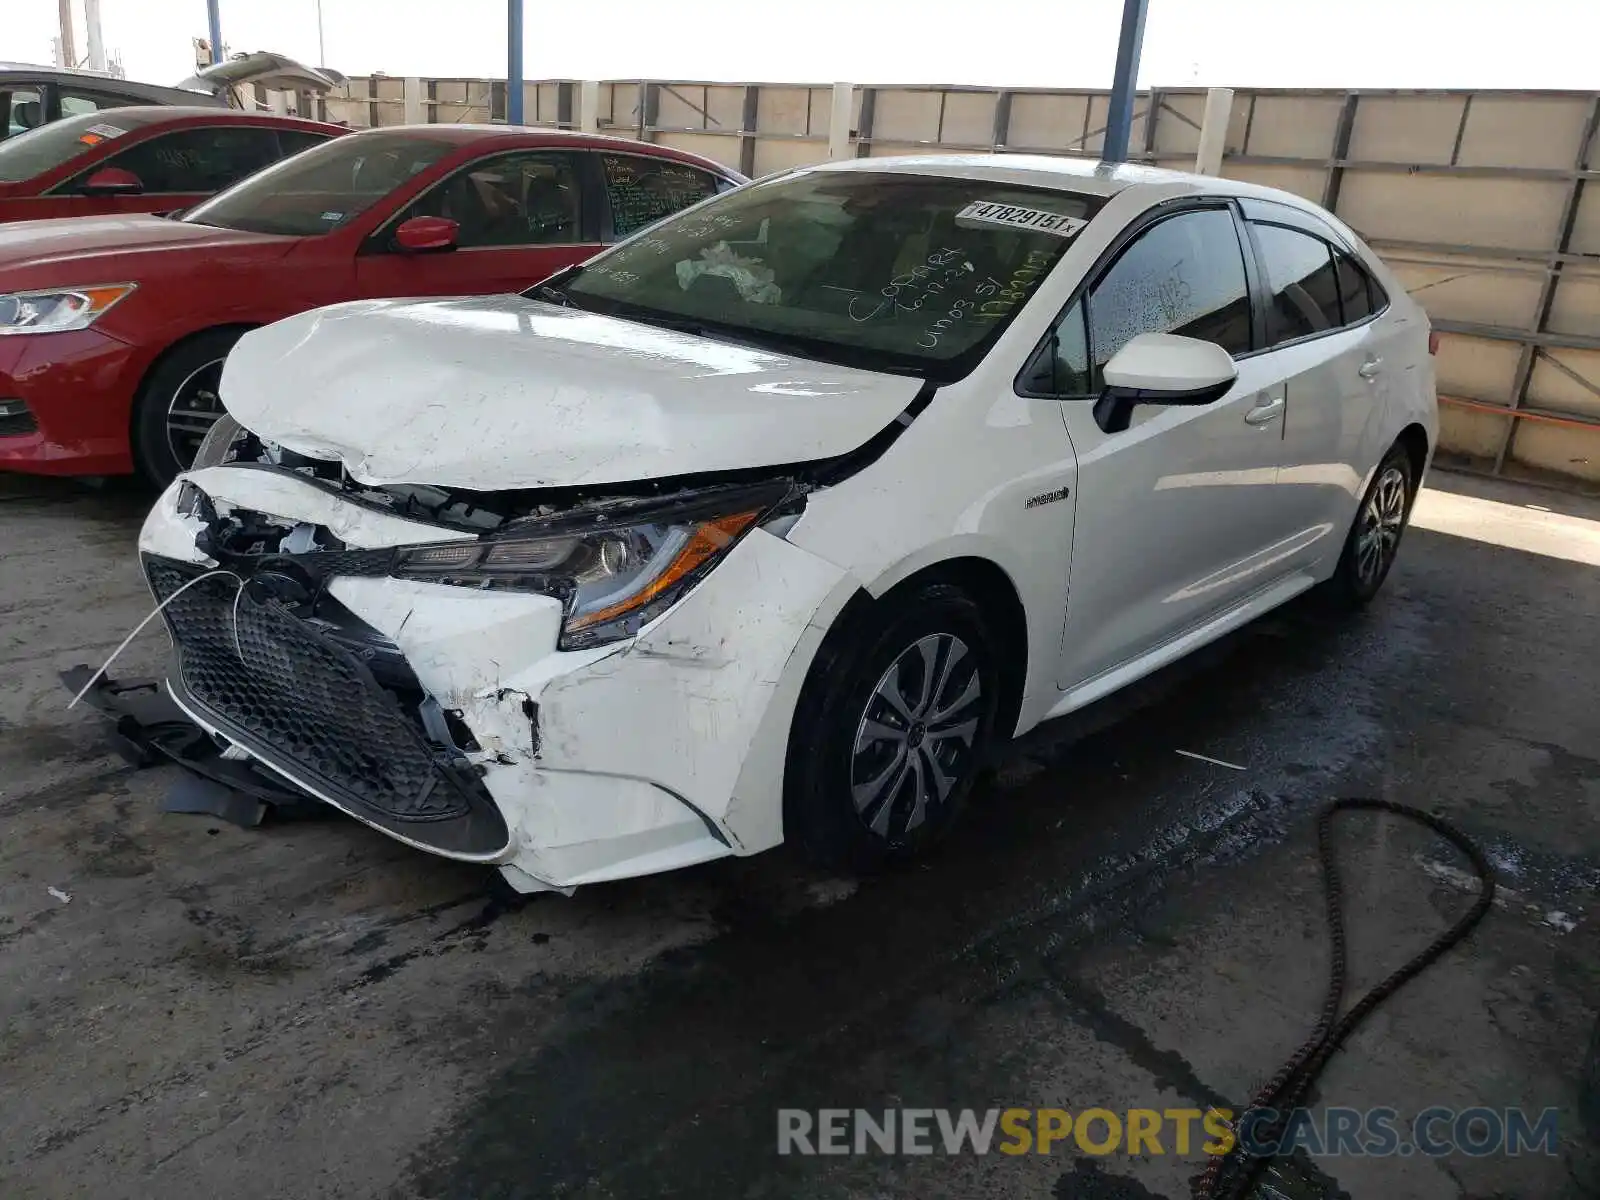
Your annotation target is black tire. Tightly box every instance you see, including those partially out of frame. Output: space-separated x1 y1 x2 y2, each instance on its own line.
131 329 245 488
783 583 1002 874
1321 443 1416 608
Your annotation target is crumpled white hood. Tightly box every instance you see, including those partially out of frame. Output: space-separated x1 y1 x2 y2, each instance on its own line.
219 294 922 490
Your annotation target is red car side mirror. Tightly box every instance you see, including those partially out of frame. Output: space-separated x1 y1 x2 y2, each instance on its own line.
393 215 459 253
80 167 145 196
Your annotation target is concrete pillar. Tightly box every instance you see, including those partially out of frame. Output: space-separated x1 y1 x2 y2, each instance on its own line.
83 0 106 71
403 77 425 124
1195 87 1234 176
827 82 854 160
577 80 600 133
56 0 76 68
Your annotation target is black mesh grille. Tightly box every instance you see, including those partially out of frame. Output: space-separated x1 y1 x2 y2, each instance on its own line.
146 555 509 854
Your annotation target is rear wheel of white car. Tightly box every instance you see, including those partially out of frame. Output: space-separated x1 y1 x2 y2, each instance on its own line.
132 328 245 489
785 583 1001 873
1323 444 1416 607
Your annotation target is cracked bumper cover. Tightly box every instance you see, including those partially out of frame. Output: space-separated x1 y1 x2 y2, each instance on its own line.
139 469 857 889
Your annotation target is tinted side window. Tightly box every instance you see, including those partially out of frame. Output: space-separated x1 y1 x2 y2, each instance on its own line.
1335 250 1383 323
277 130 334 157
1252 223 1340 345
599 155 721 239
1021 300 1091 395
1087 208 1252 384
96 127 281 192
399 150 583 248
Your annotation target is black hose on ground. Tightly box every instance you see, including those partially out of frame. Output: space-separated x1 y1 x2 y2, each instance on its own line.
1195 798 1497 1200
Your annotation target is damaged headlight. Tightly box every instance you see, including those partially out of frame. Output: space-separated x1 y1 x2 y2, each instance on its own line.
393 500 774 650
0 283 136 335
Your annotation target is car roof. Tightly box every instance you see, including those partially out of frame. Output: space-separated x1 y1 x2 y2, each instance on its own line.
338 123 745 176
46 105 347 133
804 152 1267 198
0 64 215 103
799 152 1349 222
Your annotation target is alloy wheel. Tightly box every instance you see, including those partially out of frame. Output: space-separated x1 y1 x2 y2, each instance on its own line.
165 358 228 470
850 632 983 840
1355 465 1408 585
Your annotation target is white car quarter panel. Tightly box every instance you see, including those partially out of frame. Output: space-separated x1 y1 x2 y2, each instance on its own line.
785 384 1080 733
530 527 856 853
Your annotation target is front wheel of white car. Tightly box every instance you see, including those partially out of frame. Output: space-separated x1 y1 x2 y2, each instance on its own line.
1323 444 1417 608
784 583 1001 873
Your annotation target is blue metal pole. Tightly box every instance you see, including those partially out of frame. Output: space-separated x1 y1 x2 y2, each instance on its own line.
507 0 524 124
206 0 223 64
1102 0 1149 164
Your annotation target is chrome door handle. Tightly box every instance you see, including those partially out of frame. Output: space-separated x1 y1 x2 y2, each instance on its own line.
1358 357 1384 380
1244 397 1285 425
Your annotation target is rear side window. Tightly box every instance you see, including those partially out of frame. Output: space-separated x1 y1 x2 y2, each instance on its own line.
1252 223 1341 346
277 129 334 157
1086 207 1253 385
86 126 282 193
1335 250 1383 324
598 154 722 240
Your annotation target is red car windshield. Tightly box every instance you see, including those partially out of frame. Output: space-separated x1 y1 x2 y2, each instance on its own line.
182 130 457 237
0 111 140 182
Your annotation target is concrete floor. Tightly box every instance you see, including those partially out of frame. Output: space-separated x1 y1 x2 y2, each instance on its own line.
2 468 1598 1200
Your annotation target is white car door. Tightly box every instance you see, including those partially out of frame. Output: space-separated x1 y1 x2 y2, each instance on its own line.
1239 204 1394 570
1033 204 1293 691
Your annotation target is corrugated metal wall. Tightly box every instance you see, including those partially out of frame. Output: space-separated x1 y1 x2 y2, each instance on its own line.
321 79 1600 492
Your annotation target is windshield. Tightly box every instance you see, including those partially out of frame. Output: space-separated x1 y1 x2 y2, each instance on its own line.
181 130 456 236
0 111 136 182
551 170 1106 382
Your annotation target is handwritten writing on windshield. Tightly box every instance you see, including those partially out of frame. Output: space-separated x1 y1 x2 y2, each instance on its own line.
848 249 972 324
592 214 746 280
917 248 1056 350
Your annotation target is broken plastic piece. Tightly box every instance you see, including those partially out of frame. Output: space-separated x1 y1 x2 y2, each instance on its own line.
60 666 326 827
162 772 269 828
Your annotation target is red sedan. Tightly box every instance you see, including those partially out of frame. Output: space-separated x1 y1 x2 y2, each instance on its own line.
0 124 744 484
0 107 345 223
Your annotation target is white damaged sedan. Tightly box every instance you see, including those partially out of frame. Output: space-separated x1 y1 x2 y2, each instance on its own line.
138 154 1436 893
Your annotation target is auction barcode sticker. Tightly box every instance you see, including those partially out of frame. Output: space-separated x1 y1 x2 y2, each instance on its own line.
956 201 1088 237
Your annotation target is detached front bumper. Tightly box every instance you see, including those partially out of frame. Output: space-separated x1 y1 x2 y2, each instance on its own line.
133 466 855 892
